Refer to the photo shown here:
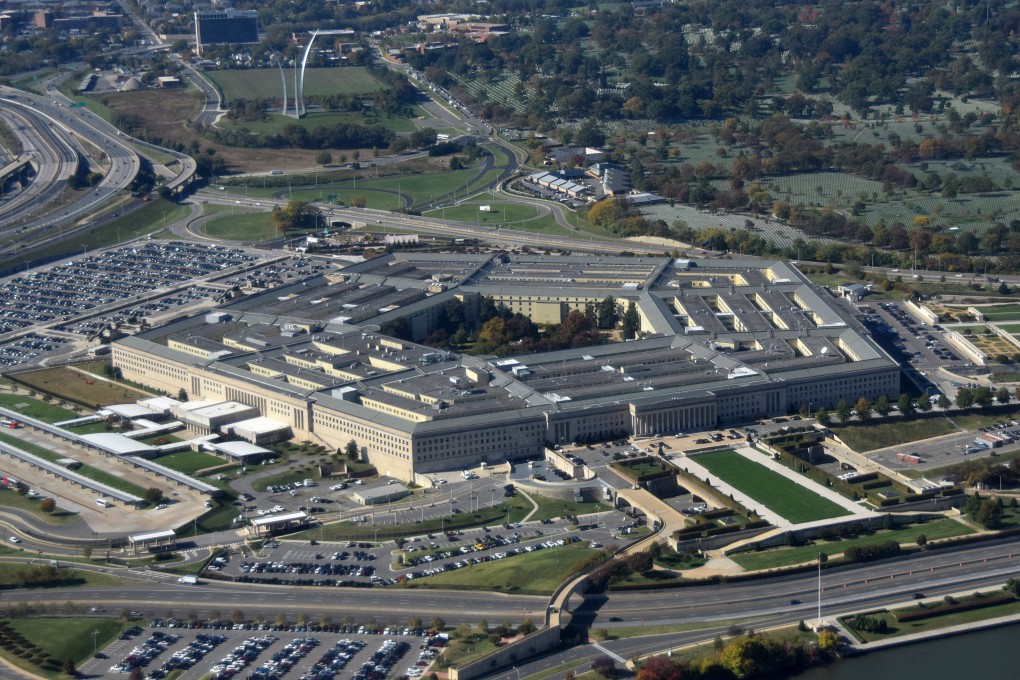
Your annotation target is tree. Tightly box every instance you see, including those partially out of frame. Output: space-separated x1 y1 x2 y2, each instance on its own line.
344 439 359 461
62 657 77 677
40 497 56 514
916 534 928 548
82 546 92 560
835 399 851 424
429 616 446 632
128 667 143 680
937 394 951 410
636 656 683 680
955 387 974 408
974 497 1004 529
815 407 830 426
874 395 891 417
316 151 333 166
898 393 916 415
817 629 841 653
996 387 1012 404
621 301 640 340
590 655 616 678
854 397 872 421
917 394 932 412
596 296 619 329
144 487 164 505
477 619 489 634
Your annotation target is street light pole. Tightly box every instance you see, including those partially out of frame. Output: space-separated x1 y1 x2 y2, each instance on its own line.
92 628 99 657
817 553 823 623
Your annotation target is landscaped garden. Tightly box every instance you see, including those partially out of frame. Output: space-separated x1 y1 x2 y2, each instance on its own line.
692 449 849 523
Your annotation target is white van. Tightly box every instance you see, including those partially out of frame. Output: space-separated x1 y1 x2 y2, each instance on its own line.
95 498 111 508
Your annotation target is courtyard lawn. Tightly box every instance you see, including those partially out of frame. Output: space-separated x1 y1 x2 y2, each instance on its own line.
693 449 849 523
411 542 593 595
729 518 974 570
153 451 230 476
831 416 959 452
974 304 1020 321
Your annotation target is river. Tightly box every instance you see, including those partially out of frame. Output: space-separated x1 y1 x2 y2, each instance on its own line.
797 622 1020 679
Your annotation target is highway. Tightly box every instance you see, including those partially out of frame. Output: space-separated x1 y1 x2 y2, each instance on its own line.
0 84 141 254
7 534 1020 643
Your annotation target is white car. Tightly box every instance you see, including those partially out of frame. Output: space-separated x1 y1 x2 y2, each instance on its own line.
9 536 20 544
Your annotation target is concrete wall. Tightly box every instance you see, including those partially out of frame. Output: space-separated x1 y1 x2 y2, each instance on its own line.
448 626 562 680
943 329 987 366
904 299 938 325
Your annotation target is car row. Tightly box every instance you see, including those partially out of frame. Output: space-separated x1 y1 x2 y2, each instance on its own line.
209 634 278 680
240 636 319 680
297 637 366 680
109 631 182 672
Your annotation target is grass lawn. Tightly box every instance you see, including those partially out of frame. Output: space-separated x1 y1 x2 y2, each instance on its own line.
11 366 150 408
219 110 420 135
1 199 191 274
0 487 79 525
0 394 80 423
411 542 593 595
76 465 149 499
200 211 278 241
0 432 62 463
527 496 606 522
0 617 126 677
831 416 959 452
694 450 849 523
208 67 385 101
841 592 1020 643
427 201 540 225
431 635 500 671
949 410 1020 431
154 451 229 476
974 304 1020 321
729 518 974 570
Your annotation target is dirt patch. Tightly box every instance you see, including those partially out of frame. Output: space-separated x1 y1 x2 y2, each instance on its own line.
90 89 346 174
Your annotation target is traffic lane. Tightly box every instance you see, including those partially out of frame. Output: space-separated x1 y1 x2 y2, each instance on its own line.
594 535 1020 623
13 583 546 624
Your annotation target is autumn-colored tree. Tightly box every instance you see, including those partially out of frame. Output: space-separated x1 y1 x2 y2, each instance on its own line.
636 655 684 680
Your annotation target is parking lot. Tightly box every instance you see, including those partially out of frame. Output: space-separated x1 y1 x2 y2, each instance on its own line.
860 301 964 398
81 623 430 680
0 242 336 368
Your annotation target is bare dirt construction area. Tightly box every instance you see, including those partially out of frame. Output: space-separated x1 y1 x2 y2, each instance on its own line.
90 89 329 173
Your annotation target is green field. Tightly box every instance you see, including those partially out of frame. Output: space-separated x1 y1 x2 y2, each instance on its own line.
832 416 960 452
411 542 594 595
1 199 192 274
840 591 1020 643
218 109 421 135
427 201 541 225
201 211 278 241
0 487 79 525
0 617 126 678
976 304 1020 321
729 518 974 570
11 365 150 408
76 465 149 499
0 394 81 423
208 67 386 102
154 451 229 476
693 450 849 523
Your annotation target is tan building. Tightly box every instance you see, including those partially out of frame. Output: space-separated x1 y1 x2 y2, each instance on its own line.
113 255 900 480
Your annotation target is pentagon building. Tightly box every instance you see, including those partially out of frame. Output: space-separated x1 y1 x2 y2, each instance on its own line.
112 255 899 481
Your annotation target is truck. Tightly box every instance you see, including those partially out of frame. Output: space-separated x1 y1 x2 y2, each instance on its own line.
0 419 19 429
177 575 198 585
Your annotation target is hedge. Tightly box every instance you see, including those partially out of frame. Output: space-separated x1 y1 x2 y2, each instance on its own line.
896 593 1016 622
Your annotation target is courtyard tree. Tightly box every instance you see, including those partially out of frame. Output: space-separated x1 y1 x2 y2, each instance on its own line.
874 394 891 417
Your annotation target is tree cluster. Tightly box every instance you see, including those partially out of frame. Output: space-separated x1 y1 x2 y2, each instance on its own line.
635 629 835 680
